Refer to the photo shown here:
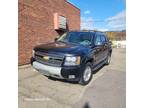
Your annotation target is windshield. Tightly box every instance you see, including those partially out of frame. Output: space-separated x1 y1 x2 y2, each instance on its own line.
57 32 93 46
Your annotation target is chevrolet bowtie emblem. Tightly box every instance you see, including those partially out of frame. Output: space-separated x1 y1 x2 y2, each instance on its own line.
43 56 49 60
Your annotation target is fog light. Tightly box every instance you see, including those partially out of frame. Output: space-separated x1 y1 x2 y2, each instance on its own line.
69 75 75 79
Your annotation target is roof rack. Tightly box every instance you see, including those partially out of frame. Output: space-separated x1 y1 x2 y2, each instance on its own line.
69 30 106 34
81 30 105 33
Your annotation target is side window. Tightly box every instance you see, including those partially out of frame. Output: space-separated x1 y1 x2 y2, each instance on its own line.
95 35 101 45
101 35 106 43
105 35 108 42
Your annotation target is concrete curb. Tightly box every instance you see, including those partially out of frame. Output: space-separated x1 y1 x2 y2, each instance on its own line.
18 64 31 69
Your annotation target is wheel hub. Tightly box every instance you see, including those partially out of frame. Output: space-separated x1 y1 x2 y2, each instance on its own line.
83 66 91 82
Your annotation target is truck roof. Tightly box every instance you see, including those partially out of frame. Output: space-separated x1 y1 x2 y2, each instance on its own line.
69 30 106 35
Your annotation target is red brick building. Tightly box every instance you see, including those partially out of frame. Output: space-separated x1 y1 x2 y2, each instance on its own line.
18 0 80 65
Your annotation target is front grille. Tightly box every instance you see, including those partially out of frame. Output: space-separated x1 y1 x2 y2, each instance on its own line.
35 51 64 67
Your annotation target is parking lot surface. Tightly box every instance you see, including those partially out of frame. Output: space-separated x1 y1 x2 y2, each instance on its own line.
18 48 126 108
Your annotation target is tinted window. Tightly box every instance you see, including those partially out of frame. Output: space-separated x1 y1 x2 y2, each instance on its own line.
101 35 106 42
95 35 101 45
105 35 108 41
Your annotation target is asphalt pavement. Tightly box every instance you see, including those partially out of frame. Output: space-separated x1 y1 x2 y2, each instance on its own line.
18 48 126 108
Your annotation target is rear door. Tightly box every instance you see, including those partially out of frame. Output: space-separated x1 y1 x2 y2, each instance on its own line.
100 34 109 60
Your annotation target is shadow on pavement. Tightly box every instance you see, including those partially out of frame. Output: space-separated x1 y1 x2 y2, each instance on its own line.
44 75 78 84
83 102 91 108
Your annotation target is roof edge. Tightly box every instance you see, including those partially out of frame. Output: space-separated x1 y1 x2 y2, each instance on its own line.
64 0 80 11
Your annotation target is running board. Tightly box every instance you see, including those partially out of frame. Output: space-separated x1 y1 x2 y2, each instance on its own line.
92 60 106 72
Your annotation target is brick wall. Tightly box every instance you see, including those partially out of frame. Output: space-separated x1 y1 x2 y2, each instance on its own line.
18 0 80 65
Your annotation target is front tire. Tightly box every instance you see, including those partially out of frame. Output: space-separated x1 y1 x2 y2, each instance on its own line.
79 63 93 85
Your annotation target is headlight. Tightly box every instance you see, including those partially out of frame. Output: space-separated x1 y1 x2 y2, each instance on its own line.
64 56 80 66
32 50 35 58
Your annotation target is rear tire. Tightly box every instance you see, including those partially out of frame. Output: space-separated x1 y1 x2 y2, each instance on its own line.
79 63 93 85
105 53 111 65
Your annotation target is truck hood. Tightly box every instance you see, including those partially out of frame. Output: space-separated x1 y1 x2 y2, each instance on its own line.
34 42 89 55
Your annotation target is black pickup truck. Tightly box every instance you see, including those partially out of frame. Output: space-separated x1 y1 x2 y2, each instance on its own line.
32 31 112 85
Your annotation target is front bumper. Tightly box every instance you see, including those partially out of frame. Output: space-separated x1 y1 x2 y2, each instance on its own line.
33 61 82 81
33 61 62 79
